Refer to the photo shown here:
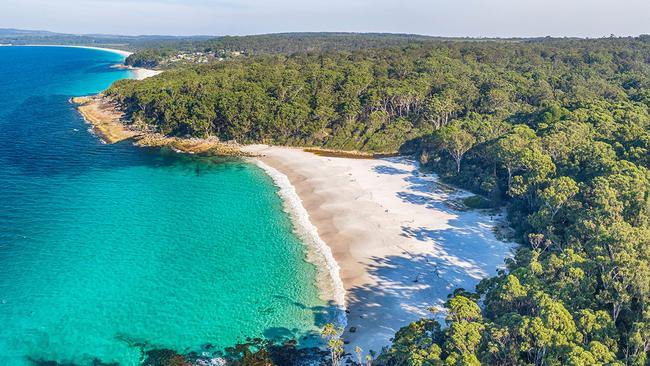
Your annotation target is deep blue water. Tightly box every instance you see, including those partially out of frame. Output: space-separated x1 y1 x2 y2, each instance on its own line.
0 46 328 365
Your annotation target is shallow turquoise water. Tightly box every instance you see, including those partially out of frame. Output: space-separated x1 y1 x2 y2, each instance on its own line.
0 47 329 365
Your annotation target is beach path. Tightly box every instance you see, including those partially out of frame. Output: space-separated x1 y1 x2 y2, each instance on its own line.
243 145 513 355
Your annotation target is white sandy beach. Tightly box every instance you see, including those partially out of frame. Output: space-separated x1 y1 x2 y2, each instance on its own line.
128 67 163 80
13 45 162 80
69 46 163 80
58 40 510 354
243 145 513 355
66 45 133 58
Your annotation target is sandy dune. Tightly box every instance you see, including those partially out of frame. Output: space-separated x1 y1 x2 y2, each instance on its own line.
243 145 513 355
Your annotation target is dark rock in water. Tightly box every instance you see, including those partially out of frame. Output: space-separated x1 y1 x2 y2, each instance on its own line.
142 348 191 366
283 339 298 347
114 333 149 350
29 338 330 366
220 337 329 366
92 360 120 366
203 343 214 350
25 359 59 366
349 327 357 333
26 357 118 366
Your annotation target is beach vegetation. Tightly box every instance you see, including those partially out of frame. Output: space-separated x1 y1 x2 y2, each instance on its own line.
105 34 650 365
462 195 492 210
322 324 345 366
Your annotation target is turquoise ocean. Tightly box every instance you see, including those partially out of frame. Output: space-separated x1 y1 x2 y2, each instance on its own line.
0 46 332 365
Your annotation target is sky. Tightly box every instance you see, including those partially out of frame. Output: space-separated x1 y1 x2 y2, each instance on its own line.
2 0 650 38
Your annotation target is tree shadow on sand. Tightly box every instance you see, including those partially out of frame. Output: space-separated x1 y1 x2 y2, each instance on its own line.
343 249 508 354
255 154 512 357
372 158 461 215
343 157 512 354
372 165 410 175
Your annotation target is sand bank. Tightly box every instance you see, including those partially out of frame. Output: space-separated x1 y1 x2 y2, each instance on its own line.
242 145 513 355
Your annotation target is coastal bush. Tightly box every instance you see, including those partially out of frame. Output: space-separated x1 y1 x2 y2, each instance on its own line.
106 35 650 365
462 195 492 209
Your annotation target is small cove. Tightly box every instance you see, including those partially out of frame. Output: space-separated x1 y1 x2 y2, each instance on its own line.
0 46 334 365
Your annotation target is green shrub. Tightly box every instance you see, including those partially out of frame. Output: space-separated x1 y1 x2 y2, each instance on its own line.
463 195 493 209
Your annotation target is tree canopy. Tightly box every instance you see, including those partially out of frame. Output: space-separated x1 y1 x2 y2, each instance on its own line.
106 35 650 365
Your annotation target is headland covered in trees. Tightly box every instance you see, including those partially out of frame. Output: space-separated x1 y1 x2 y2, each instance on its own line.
71 33 649 365
69 42 514 358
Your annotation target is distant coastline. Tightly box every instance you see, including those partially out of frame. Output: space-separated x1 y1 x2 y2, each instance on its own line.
63 45 133 58
11 44 162 80
11 44 131 57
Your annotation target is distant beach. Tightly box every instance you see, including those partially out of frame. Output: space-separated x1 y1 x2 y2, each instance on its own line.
69 46 163 80
243 145 513 354
64 45 133 58
12 45 162 80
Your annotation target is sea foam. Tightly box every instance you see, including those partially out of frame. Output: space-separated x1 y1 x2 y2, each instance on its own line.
251 158 348 329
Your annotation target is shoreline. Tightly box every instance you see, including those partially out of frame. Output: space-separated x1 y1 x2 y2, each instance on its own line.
12 45 162 80
242 145 514 354
72 92 514 352
11 44 132 57
69 57 513 353
71 95 243 155
250 159 348 328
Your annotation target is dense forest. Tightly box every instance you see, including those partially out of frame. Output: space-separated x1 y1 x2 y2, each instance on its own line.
123 33 453 67
107 35 650 365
